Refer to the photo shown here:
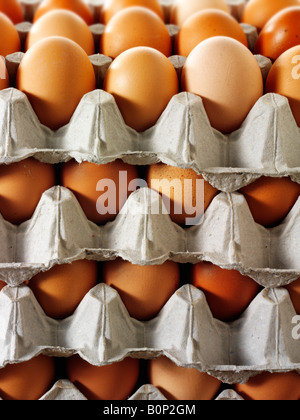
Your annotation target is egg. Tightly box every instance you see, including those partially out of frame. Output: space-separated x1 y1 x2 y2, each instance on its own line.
148 357 222 400
254 7 300 61
0 158 56 225
61 159 139 225
101 0 164 24
0 355 55 400
0 58 9 91
175 9 248 57
181 36 263 134
170 0 229 27
285 277 300 314
26 10 94 55
242 0 300 31
103 259 180 321
100 6 172 58
66 355 140 400
0 0 23 24
0 280 6 292
33 0 94 25
240 176 300 227
16 36 95 131
29 260 98 319
191 262 260 321
234 372 300 400
0 12 21 58
103 46 178 132
147 163 219 226
266 45 300 127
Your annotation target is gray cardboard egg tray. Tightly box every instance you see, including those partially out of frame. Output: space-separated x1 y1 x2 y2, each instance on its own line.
0 0 299 401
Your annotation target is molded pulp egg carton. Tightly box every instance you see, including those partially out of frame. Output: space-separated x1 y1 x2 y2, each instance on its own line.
0 0 299 401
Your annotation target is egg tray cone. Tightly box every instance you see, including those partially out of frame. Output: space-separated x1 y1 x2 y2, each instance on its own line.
0 186 299 288
1 86 300 193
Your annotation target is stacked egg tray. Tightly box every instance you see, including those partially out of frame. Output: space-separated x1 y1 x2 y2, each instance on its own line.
1 0 300 401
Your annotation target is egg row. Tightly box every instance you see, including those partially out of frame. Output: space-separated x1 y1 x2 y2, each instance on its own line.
1 1 300 134
0 0 243 26
1 353 299 401
0 7 294 133
0 282 299 385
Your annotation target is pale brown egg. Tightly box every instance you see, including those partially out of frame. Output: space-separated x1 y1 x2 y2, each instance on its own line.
170 0 229 27
175 9 248 57
16 36 96 130
101 0 164 24
266 45 300 127
26 10 94 55
103 259 180 320
100 6 172 58
147 163 219 226
33 0 94 25
0 158 56 225
29 260 98 319
61 159 139 225
0 58 9 91
0 12 21 58
103 46 179 132
0 355 55 400
149 357 222 400
66 355 140 400
241 0 300 32
181 36 263 133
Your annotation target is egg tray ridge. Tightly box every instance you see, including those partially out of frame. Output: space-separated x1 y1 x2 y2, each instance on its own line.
1 185 300 287
0 186 300 287
0 87 299 193
0 280 299 387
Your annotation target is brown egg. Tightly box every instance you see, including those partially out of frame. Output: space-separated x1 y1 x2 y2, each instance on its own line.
0 158 56 225
100 6 172 58
0 12 21 58
149 357 222 400
29 260 98 319
16 36 96 131
66 355 140 400
0 58 9 91
192 262 260 321
61 159 138 225
0 355 55 400
240 176 300 227
103 46 179 132
181 36 263 134
234 371 300 400
26 10 94 55
266 45 300 127
147 163 219 226
241 0 300 32
103 259 180 321
33 0 94 25
254 6 300 61
101 0 164 24
170 0 229 27
0 0 23 24
175 9 248 57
